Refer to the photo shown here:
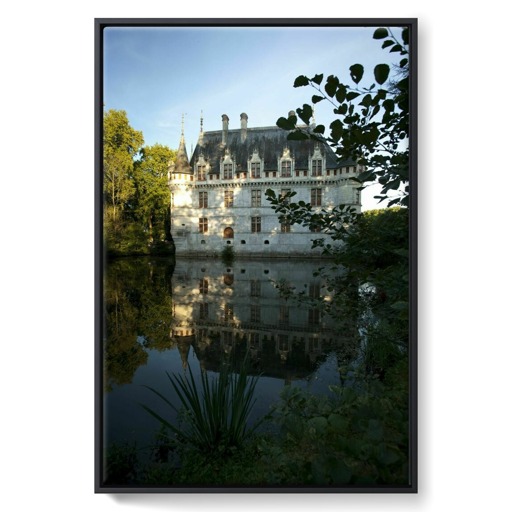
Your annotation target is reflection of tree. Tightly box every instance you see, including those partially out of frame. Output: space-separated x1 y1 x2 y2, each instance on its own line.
104 258 176 390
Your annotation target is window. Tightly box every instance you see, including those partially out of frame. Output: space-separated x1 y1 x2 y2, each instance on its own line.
251 189 261 207
309 283 321 299
251 162 261 178
224 304 234 323
279 306 289 325
250 305 260 323
312 159 322 176
199 278 208 295
199 191 208 208
199 303 209 319
308 308 320 325
280 188 291 205
224 190 234 208
223 163 233 180
251 216 261 233
281 160 291 177
311 188 322 207
197 165 207 181
199 217 208 233
250 280 261 297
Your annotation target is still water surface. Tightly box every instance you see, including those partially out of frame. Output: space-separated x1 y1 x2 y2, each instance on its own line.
103 257 358 453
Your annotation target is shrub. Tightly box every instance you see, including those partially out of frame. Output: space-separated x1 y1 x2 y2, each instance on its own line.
141 360 263 456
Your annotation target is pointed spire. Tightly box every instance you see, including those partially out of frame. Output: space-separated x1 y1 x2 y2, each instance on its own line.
173 113 192 175
198 110 204 146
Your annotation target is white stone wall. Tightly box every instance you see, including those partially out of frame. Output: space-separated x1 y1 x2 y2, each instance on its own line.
170 166 362 256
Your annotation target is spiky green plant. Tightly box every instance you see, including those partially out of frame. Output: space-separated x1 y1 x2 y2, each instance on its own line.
141 361 262 454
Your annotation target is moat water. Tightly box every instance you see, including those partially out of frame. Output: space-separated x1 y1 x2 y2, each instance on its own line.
103 256 360 454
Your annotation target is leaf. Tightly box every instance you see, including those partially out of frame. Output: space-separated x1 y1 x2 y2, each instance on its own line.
311 95 324 104
329 119 344 141
346 91 360 101
335 84 347 103
276 116 296 131
287 131 309 141
400 57 408 68
390 44 403 53
293 75 309 87
402 27 409 45
349 64 364 84
325 75 340 97
296 104 313 124
311 73 324 85
381 39 394 49
370 104 380 119
383 99 395 112
307 416 328 434
373 27 389 39
360 94 372 107
313 124 325 134
374 63 390 85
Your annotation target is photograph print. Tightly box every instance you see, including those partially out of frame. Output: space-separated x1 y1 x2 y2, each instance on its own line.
96 18 417 492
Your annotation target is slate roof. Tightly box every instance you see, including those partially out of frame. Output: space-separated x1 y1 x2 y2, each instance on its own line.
190 125 346 175
172 134 193 174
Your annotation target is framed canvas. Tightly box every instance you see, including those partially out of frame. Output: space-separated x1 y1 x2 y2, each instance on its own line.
95 18 417 493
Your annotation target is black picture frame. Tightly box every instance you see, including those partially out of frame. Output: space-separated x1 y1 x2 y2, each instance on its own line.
95 17 417 493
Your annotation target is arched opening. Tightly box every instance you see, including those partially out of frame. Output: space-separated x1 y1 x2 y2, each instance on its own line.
223 227 234 239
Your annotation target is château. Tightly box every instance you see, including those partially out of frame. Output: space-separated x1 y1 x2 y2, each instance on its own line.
168 113 363 256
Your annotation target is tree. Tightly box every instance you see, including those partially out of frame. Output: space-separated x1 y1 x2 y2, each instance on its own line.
133 144 176 244
266 26 412 378
103 109 144 222
272 26 410 214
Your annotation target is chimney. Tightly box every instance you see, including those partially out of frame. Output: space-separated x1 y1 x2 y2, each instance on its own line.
222 114 229 145
240 112 248 143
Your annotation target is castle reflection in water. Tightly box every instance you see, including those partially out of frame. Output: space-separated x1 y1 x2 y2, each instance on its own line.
170 258 358 383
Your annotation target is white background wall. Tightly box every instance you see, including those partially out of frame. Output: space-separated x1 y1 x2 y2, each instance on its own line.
1 2 511 511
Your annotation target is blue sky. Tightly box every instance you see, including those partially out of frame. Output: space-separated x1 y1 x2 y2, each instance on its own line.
103 25 404 209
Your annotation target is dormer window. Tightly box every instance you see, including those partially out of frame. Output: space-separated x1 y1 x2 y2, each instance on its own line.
196 153 209 181
280 147 293 177
310 145 325 177
222 150 234 180
312 159 322 176
281 160 291 177
223 163 233 180
249 149 262 179
251 161 261 178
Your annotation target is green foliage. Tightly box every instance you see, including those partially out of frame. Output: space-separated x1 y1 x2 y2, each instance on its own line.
220 244 235 265
103 109 176 257
104 258 175 390
141 360 263 456
265 372 409 485
276 26 410 208
104 442 138 485
133 144 176 244
103 109 144 221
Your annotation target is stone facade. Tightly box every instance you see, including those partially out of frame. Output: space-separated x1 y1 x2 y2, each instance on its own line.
168 113 363 257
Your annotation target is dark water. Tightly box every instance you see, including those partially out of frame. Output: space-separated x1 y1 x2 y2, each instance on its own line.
103 257 359 453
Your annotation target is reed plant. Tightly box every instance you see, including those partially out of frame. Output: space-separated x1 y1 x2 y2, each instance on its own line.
141 360 262 455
